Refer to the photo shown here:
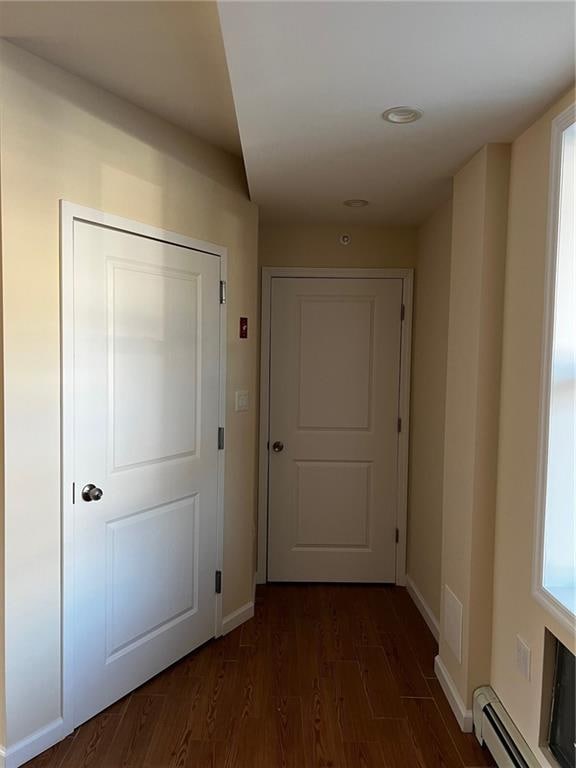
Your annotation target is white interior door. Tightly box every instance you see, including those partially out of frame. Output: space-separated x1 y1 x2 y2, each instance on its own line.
267 277 403 582
71 220 221 727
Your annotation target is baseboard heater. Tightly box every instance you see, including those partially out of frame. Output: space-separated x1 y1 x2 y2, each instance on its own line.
473 687 540 768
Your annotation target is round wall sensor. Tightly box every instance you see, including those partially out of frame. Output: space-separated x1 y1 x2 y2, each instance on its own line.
382 106 423 124
339 234 351 246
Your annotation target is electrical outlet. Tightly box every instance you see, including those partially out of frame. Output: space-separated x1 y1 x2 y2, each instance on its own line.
516 635 531 681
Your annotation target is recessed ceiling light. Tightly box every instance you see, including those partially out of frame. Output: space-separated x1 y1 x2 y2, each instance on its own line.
382 106 423 124
343 199 369 207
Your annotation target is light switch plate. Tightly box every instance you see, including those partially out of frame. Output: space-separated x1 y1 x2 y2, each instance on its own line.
235 390 249 412
516 635 531 680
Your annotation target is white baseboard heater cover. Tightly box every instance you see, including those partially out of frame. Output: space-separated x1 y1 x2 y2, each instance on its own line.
473 687 540 768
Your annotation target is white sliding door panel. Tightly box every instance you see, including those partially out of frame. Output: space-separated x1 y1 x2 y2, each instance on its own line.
268 277 403 582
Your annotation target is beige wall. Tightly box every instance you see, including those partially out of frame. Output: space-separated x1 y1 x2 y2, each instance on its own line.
407 200 452 620
0 41 258 749
439 144 510 707
491 88 575 764
259 223 417 269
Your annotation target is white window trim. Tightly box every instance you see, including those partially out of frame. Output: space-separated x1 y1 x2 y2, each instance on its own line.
532 103 576 632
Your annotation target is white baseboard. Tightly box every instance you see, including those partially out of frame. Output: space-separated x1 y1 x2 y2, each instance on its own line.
3 717 69 768
221 601 254 635
7 587 256 766
434 655 473 732
406 575 440 641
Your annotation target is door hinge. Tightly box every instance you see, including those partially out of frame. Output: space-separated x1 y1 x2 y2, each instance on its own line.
72 482 76 504
219 280 227 305
397 417 402 433
395 528 400 544
215 570 222 594
400 303 405 321
218 427 225 450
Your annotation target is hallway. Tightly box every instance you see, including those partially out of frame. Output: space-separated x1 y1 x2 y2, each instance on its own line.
25 584 495 768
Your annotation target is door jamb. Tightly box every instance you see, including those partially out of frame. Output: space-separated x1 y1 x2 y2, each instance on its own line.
60 201 227 737
256 266 413 586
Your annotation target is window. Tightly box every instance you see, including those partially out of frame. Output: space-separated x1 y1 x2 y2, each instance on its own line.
535 105 576 627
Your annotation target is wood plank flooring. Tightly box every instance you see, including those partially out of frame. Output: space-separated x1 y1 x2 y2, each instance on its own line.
25 584 495 768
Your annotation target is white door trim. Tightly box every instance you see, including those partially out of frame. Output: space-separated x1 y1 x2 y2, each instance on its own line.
256 267 413 586
60 201 227 741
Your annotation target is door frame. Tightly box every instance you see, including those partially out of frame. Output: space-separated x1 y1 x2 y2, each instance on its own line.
60 201 227 736
256 267 413 586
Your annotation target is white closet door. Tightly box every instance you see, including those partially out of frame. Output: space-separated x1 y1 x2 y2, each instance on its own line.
72 220 221 726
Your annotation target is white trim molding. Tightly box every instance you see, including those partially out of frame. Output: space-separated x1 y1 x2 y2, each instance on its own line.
215 246 228 639
222 574 257 635
256 267 414 586
221 602 255 635
406 575 440 641
434 655 473 733
2 718 66 768
532 102 576 634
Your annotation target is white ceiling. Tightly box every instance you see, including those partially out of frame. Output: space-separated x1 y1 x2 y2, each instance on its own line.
0 1 241 155
0 2 574 223
218 1 575 224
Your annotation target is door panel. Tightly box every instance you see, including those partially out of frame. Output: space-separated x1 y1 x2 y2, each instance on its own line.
268 277 403 582
298 296 374 429
105 495 199 660
110 263 200 469
295 460 372 547
72 221 221 726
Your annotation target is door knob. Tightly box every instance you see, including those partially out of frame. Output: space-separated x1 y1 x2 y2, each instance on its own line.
82 483 104 502
272 441 284 453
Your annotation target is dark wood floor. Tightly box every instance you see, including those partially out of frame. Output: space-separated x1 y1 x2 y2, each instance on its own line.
25 584 495 768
